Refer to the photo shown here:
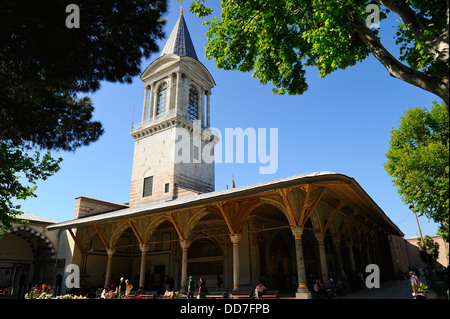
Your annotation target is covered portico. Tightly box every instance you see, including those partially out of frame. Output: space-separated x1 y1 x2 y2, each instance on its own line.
48 171 404 298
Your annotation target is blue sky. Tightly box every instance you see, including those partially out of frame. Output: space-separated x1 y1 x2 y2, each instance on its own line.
18 0 441 239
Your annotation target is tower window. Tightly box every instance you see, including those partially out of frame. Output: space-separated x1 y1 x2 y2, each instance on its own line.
164 183 170 193
188 86 198 122
156 83 167 116
143 176 153 197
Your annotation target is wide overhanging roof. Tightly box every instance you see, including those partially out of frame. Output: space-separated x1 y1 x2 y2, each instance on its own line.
47 172 404 236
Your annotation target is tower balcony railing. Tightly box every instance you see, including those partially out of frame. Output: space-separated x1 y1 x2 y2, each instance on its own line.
132 109 176 130
132 109 210 132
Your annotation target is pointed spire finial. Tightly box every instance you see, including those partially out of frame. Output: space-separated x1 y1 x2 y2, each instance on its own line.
180 6 183 15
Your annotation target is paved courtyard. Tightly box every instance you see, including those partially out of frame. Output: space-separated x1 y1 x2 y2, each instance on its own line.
279 276 445 299
337 276 444 299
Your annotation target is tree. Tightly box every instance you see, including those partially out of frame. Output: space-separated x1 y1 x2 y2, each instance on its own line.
1 0 167 150
0 1 167 231
384 101 449 241
0 142 62 236
188 0 449 109
417 235 440 270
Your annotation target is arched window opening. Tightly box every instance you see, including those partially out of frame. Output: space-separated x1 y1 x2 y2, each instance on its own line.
156 82 167 116
188 86 198 122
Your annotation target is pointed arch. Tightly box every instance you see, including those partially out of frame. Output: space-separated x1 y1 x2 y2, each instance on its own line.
143 214 174 243
234 197 292 233
8 225 56 261
109 220 134 249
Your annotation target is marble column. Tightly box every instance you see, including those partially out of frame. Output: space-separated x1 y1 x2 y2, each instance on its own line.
149 82 156 119
139 244 149 290
142 85 149 123
346 241 356 271
180 240 191 293
229 234 242 291
206 90 211 128
104 249 115 288
315 233 328 282
291 227 311 299
152 84 158 118
167 75 173 111
332 237 345 277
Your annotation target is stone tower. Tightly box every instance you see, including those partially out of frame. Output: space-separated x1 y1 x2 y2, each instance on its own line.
129 11 216 206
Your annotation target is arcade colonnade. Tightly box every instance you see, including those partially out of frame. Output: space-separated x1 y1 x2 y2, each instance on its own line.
49 174 403 298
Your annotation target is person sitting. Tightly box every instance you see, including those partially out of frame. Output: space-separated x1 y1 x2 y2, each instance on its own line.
254 283 267 299
313 279 328 298
325 278 336 297
163 290 174 298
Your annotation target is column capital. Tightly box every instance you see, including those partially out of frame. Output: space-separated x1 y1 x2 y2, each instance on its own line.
229 233 241 244
345 241 353 249
314 232 325 243
291 227 304 239
332 237 342 247
180 240 192 250
106 249 116 257
140 244 150 253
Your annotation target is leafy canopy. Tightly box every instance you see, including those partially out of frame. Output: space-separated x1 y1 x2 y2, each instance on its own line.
417 235 440 269
0 0 167 232
384 101 449 240
0 0 168 151
188 0 449 106
0 142 62 236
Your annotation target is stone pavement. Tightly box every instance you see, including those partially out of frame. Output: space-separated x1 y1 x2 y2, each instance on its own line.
337 278 416 299
337 276 442 299
280 276 445 299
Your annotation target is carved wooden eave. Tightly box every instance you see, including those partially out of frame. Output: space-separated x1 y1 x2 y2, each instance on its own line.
47 171 404 238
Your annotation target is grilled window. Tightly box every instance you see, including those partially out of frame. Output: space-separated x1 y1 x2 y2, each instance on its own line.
188 86 198 122
143 176 153 197
156 83 167 115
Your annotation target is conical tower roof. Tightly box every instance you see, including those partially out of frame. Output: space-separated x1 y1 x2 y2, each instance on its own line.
160 10 198 60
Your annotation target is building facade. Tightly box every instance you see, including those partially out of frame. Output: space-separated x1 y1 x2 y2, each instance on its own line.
46 12 406 299
1 12 414 299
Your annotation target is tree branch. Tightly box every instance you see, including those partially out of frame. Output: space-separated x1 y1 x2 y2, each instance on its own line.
349 14 449 109
375 0 425 41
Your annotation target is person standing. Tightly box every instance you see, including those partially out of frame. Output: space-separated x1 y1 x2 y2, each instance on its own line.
118 277 126 297
199 278 207 299
216 274 223 291
187 276 195 299
125 279 133 297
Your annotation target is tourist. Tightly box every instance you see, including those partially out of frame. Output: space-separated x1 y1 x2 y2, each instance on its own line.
216 274 223 291
254 282 266 299
187 275 195 299
118 277 126 297
199 277 207 299
165 275 171 291
325 278 336 297
125 279 133 297
313 279 328 298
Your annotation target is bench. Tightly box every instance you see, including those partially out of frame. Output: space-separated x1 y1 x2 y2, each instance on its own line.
259 290 279 299
206 291 229 299
131 290 159 299
230 290 254 299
